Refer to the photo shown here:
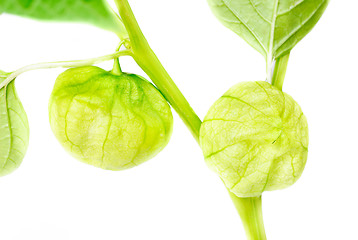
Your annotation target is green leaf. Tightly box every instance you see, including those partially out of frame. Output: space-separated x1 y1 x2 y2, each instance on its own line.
0 0 128 39
207 0 329 62
0 73 29 177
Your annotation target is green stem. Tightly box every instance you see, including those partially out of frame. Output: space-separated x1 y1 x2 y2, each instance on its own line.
0 50 132 90
114 0 202 142
228 191 267 240
271 53 290 91
114 3 268 240
111 58 123 75
111 41 126 76
266 56 273 83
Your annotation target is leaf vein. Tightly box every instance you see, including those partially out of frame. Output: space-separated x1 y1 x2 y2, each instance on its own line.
220 0 268 54
274 0 326 53
248 0 271 23
277 0 305 16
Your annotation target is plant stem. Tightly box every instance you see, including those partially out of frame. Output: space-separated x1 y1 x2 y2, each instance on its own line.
111 58 123 75
0 50 132 90
111 41 126 76
266 56 273 83
114 3 268 240
228 191 267 240
271 53 290 91
114 0 202 142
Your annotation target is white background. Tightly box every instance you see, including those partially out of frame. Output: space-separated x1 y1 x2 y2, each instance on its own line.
0 0 357 239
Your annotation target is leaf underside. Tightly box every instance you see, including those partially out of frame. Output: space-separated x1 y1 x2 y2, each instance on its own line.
0 78 29 177
0 0 126 35
207 0 329 61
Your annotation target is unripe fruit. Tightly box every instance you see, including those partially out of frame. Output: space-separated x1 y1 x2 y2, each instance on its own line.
49 66 173 170
200 81 308 197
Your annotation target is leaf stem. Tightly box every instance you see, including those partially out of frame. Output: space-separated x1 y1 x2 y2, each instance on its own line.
105 0 129 40
271 53 290 91
0 50 133 90
228 191 267 240
266 57 273 83
114 0 202 142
